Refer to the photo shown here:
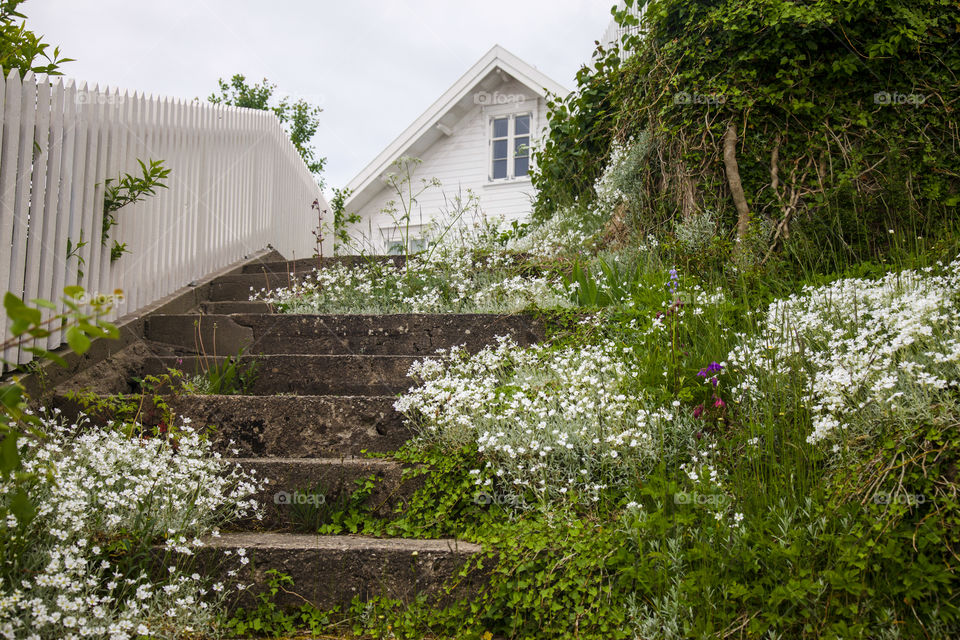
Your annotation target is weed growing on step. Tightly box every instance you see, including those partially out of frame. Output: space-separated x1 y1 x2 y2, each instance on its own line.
225 570 334 638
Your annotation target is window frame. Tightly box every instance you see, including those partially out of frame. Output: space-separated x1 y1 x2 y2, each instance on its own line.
485 105 535 183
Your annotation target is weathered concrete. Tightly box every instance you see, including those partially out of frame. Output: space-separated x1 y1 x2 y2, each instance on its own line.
241 255 405 274
199 301 273 314
53 394 411 457
202 532 482 610
60 352 419 396
170 395 410 457
145 313 545 356
231 458 418 529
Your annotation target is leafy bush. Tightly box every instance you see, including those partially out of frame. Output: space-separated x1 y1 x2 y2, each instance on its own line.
534 0 960 267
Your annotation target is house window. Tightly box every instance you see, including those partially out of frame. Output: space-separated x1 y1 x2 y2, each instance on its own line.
489 113 531 181
386 237 429 255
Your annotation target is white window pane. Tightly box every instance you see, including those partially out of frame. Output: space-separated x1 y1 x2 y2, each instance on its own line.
515 114 530 135
493 139 508 160
492 117 508 138
492 159 508 180
514 136 529 157
515 156 529 177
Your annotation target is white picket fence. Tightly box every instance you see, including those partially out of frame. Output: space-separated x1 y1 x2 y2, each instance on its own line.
0 71 329 367
601 1 646 51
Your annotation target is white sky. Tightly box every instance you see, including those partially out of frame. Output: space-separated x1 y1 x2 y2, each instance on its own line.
26 1 611 196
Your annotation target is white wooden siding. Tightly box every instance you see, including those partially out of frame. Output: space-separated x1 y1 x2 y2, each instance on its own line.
0 72 328 368
347 79 545 253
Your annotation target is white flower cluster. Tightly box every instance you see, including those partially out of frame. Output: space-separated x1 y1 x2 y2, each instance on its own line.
0 414 263 639
508 206 603 260
727 259 960 445
253 228 571 314
396 335 698 504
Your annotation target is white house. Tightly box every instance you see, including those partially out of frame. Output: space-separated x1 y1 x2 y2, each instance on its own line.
343 45 567 255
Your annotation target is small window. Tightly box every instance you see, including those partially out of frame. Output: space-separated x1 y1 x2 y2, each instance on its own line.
489 113 532 181
386 237 429 255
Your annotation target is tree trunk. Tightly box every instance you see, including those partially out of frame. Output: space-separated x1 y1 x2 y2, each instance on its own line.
723 123 751 238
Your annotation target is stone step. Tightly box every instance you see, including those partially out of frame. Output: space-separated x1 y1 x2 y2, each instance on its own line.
209 273 295 301
232 457 416 530
53 394 410 457
172 394 410 457
145 313 544 356
199 301 273 314
58 351 418 396
240 255 404 274
202 532 482 611
146 355 418 396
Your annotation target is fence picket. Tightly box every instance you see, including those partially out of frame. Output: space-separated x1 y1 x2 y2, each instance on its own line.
0 75 324 367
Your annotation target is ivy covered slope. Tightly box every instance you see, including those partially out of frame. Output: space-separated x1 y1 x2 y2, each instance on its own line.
534 0 960 265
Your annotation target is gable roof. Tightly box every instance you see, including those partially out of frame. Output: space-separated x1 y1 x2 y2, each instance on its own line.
345 44 568 212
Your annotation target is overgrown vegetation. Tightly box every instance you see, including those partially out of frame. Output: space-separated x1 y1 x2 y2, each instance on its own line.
534 0 960 270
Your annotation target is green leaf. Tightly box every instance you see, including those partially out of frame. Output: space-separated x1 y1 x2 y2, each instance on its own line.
65 325 91 355
8 489 36 524
0 434 20 474
30 298 57 310
63 285 85 299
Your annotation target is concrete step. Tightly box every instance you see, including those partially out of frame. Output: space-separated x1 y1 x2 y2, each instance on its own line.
172 394 410 457
53 394 410 457
202 532 482 611
232 457 416 530
58 352 418 396
145 355 418 396
209 273 296 301
144 313 544 356
240 255 404 274
199 301 273 314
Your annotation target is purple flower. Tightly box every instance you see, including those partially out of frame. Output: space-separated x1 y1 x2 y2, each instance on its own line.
697 361 724 378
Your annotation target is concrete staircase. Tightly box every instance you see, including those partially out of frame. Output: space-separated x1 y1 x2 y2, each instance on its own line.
54 255 545 612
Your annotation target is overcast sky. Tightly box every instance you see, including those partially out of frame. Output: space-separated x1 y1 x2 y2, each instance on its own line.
26 1 612 195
